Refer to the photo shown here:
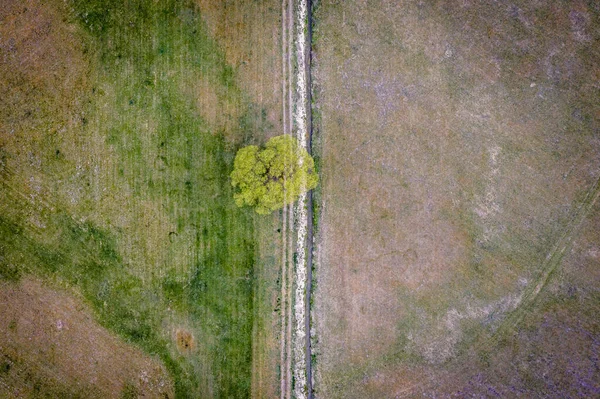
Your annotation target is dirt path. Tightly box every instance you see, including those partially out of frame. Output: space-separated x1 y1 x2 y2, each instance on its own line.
291 1 312 398
279 0 314 398
279 0 294 398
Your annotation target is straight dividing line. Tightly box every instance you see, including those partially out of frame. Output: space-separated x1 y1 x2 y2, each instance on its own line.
286 1 295 399
279 204 288 399
288 0 294 138
286 204 294 399
292 0 311 398
252 258 259 398
305 1 314 398
305 193 314 399
279 0 290 397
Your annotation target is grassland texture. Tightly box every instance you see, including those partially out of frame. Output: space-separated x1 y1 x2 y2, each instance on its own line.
0 0 283 397
312 0 599 398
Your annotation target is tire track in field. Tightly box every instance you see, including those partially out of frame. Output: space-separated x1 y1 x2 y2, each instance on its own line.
393 173 600 398
499 172 600 331
279 0 294 397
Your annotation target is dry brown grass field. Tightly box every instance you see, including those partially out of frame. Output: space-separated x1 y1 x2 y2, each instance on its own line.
312 0 600 397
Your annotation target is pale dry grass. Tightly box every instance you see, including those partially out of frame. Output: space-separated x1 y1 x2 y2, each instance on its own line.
196 0 283 141
180 73 244 142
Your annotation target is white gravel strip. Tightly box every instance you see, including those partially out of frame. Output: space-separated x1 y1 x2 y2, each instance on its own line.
292 0 309 398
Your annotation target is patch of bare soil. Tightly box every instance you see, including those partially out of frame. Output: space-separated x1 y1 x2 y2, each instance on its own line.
0 277 173 398
175 328 196 354
0 0 90 150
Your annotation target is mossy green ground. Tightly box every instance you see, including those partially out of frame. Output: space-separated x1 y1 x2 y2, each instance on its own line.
0 0 279 397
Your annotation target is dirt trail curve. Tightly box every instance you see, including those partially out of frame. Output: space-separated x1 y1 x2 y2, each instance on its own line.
393 172 600 398
279 0 314 398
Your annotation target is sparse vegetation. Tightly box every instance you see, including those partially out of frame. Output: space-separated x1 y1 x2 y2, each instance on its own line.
312 1 600 397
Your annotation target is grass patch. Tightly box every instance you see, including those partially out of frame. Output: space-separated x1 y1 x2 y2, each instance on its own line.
1 0 279 396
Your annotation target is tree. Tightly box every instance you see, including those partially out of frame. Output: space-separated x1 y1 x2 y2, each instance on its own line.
230 135 318 214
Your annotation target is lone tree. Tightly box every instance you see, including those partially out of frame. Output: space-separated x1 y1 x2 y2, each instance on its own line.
231 135 318 214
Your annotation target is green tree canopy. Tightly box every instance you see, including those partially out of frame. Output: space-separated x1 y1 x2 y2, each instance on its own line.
230 135 318 214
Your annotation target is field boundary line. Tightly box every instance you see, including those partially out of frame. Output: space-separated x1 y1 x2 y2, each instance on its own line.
279 0 295 397
279 0 287 395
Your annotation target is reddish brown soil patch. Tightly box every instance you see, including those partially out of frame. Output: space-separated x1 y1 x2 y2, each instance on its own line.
175 328 196 354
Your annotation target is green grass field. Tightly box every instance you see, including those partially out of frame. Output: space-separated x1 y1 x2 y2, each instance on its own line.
1 0 282 397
